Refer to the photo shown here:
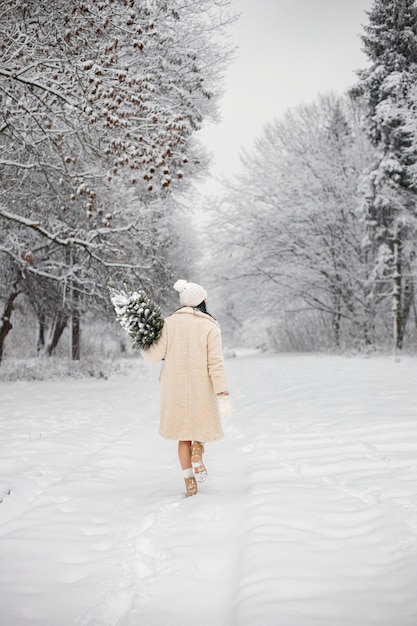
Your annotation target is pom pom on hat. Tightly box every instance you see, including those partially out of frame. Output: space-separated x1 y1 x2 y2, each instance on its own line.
174 279 207 307
173 279 187 293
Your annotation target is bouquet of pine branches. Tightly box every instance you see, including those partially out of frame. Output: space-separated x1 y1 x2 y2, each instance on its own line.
109 286 164 350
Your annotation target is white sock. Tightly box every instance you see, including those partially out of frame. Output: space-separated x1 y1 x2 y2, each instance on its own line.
183 468 194 479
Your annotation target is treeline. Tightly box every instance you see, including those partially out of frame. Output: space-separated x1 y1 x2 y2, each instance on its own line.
208 0 417 352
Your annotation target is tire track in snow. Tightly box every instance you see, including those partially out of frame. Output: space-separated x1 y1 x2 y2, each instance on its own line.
2 354 417 625
234 430 417 626
226 355 417 626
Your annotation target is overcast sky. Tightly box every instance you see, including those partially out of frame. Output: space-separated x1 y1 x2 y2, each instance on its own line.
197 0 374 185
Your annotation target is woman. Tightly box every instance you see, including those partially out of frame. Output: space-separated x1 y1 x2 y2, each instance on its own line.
142 279 230 497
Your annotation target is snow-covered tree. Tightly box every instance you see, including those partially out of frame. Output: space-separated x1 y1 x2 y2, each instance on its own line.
207 95 376 350
0 0 232 360
352 0 417 348
0 0 229 204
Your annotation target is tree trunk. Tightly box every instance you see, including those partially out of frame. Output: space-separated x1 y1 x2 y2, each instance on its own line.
400 271 414 343
0 274 21 363
37 313 46 353
0 290 20 363
392 223 402 349
361 275 376 349
71 287 80 361
42 311 68 356
332 291 342 349
362 312 374 348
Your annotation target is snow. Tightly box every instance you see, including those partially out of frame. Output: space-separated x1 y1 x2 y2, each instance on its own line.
1 353 417 626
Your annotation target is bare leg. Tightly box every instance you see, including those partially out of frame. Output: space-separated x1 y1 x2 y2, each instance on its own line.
178 440 197 496
178 440 192 470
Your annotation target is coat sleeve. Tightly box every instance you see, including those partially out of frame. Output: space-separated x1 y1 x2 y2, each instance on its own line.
207 325 228 395
141 321 168 364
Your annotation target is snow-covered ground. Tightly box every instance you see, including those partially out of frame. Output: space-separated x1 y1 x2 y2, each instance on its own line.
1 353 417 626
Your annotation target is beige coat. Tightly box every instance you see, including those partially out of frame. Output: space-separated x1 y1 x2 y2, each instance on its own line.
142 307 228 441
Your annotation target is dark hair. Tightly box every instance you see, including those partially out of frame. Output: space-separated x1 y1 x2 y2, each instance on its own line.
194 300 216 320
194 300 208 314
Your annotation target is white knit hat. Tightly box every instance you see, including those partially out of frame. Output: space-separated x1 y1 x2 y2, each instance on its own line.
174 279 207 307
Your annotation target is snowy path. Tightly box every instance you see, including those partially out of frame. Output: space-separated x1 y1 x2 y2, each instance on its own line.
1 354 417 625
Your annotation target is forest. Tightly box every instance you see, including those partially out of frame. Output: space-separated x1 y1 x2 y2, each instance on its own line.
1 0 417 368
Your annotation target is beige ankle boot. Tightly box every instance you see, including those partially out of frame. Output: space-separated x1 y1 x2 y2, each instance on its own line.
184 476 198 497
191 441 207 482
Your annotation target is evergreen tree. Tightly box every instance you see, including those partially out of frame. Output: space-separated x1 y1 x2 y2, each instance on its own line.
353 0 417 348
109 287 164 351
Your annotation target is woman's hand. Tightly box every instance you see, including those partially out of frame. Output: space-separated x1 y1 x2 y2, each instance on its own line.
217 394 231 420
